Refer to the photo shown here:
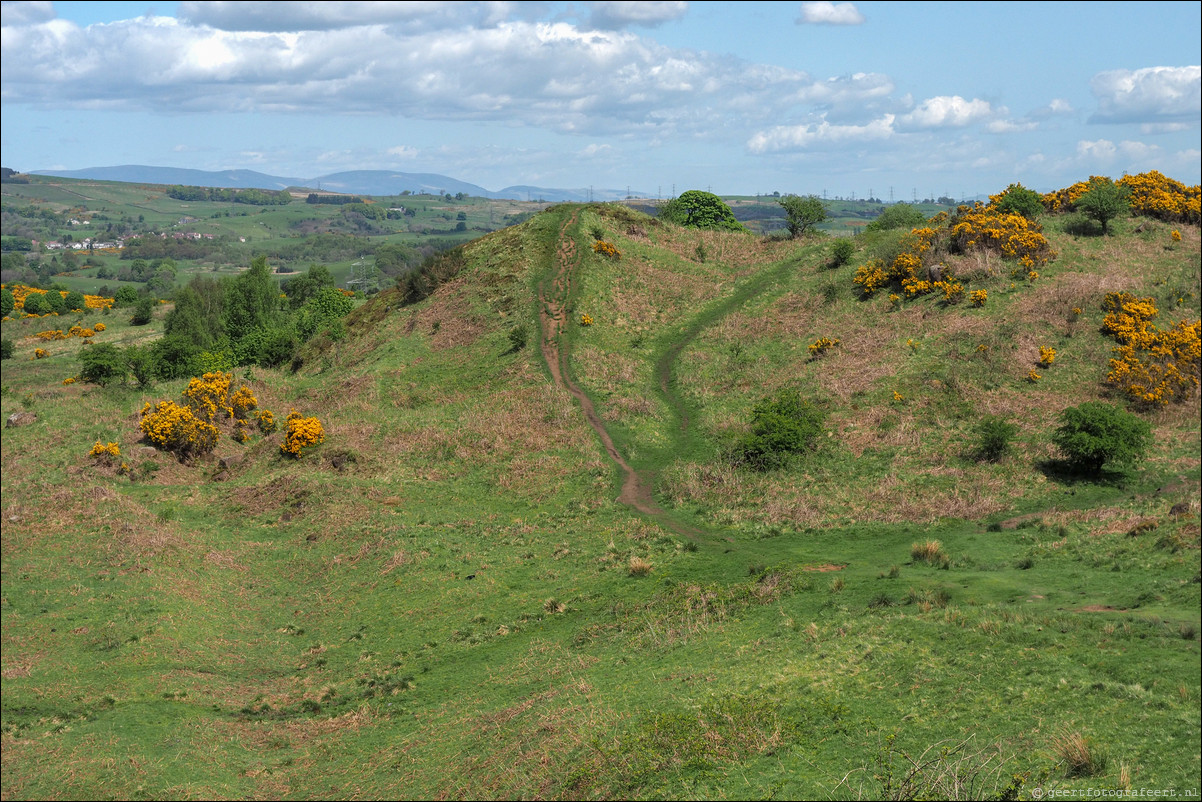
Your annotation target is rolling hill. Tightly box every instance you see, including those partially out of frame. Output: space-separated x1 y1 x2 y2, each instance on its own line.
28 165 644 203
1 193 1199 799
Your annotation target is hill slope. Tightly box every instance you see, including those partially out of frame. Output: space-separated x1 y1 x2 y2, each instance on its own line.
28 165 641 202
1 202 1199 799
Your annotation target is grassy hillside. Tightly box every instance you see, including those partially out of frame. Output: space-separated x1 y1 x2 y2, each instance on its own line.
1 199 1199 800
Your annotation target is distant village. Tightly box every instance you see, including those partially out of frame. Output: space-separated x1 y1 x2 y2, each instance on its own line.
36 217 237 253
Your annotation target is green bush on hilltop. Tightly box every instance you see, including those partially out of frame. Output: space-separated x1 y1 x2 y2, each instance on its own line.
1052 401 1151 475
734 388 826 471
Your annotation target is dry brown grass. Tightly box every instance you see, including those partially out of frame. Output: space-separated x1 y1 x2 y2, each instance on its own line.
627 554 654 576
911 539 948 566
1050 730 1108 777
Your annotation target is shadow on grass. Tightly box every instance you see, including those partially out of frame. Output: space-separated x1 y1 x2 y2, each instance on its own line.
1035 459 1133 488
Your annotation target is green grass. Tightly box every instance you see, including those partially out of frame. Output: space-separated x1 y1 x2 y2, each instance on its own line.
2 201 1199 800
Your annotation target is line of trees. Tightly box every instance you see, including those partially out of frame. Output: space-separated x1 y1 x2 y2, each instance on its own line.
167 185 293 205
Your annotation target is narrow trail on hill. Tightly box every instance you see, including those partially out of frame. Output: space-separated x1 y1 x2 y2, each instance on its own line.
537 209 774 544
538 210 699 537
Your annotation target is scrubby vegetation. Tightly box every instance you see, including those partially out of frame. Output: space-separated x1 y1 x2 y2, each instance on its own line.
1 172 1198 801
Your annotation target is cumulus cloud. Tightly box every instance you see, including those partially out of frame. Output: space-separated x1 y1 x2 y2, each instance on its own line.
387 145 419 159
747 114 895 153
796 2 864 25
1074 138 1165 166
792 72 893 106
177 1 510 32
987 119 1037 134
0 0 53 25
0 13 846 140
1089 65 1201 124
588 1 688 30
897 95 994 130
1029 98 1074 120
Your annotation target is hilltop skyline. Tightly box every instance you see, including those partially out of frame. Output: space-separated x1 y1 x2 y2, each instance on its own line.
1 1 1199 198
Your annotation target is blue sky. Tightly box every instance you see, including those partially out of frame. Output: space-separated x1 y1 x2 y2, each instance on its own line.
1 1 1199 198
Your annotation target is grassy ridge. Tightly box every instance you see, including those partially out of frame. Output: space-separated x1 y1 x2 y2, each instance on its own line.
2 203 1199 799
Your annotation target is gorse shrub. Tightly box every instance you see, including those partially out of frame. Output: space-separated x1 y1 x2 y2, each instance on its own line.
507 325 528 352
140 400 220 461
808 337 840 358
969 415 1018 462
1052 401 1151 476
592 240 621 259
734 388 826 471
830 238 855 267
1101 292 1200 407
282 411 325 458
78 343 127 386
990 183 1043 219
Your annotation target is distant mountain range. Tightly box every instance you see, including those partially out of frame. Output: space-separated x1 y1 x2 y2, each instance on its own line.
28 165 646 203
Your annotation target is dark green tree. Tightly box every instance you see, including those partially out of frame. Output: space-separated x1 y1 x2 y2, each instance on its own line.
296 286 354 340
223 256 280 341
125 345 156 388
1052 401 1151 475
659 190 745 231
165 278 225 349
0 288 14 317
130 297 155 326
779 194 827 238
1076 177 1130 235
150 335 202 379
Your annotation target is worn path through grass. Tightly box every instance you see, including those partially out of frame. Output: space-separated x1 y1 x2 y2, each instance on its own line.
537 207 808 549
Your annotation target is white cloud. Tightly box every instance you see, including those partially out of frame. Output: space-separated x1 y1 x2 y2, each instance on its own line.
1029 98 1075 120
578 143 615 158
0 15 836 139
387 145 419 159
792 72 893 106
748 114 895 153
1076 139 1117 160
987 119 1037 134
796 2 864 25
1074 138 1161 162
897 96 994 130
588 1 689 30
0 0 53 25
1140 122 1190 134
177 1 510 32
1089 65 1201 124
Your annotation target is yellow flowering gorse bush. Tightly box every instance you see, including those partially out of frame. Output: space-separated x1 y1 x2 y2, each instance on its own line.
592 240 621 259
88 441 121 465
808 337 840 358
281 411 325 458
140 400 220 461
1101 292 1201 407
